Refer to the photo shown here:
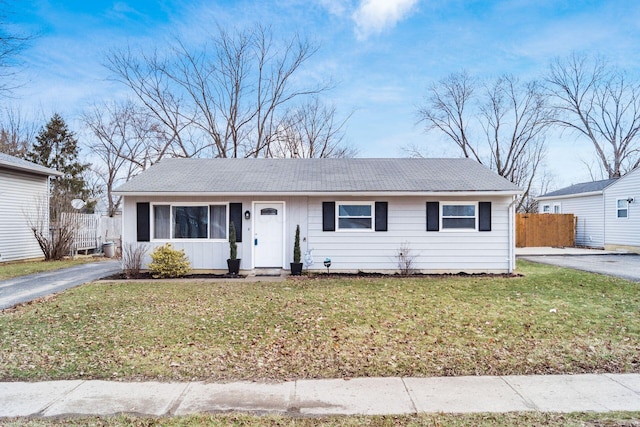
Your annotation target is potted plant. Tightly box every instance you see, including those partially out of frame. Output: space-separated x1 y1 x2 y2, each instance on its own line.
290 224 303 275
227 222 241 275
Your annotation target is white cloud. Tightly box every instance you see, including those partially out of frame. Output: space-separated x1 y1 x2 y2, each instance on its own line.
316 0 351 16
352 0 419 40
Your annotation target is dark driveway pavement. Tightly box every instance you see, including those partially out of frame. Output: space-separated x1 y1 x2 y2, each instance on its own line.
519 254 640 282
0 260 121 310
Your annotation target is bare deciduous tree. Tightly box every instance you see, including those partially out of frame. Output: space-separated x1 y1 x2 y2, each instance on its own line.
0 107 38 156
546 53 640 178
480 75 552 209
105 24 330 159
0 5 30 97
82 100 166 216
418 71 480 160
418 72 552 211
270 97 356 158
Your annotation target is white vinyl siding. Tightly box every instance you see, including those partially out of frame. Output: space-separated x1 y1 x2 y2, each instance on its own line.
121 195 513 273
308 196 511 273
0 169 49 262
604 169 640 249
122 196 310 270
539 168 640 251
547 194 605 248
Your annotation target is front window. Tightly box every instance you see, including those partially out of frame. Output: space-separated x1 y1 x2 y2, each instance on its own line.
441 203 476 230
617 199 628 218
153 204 227 240
337 202 373 230
173 206 208 238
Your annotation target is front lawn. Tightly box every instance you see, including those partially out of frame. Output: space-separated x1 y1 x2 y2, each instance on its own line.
0 257 105 280
0 260 638 381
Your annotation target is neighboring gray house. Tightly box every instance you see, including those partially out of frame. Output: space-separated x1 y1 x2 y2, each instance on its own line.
0 153 62 262
537 167 640 251
115 158 522 274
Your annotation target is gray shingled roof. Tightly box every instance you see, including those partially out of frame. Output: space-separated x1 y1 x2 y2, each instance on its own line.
538 178 618 199
115 158 521 195
0 153 62 177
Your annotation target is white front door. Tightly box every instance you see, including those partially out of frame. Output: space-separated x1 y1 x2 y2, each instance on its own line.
253 202 285 267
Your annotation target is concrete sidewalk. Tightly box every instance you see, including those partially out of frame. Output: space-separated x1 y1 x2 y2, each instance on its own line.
1 374 639 418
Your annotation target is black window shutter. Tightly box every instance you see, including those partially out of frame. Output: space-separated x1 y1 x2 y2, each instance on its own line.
322 202 335 231
229 203 243 242
426 202 439 231
136 202 150 242
375 202 388 231
479 202 492 232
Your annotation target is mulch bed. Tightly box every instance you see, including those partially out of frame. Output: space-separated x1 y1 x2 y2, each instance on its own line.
102 271 522 280
102 272 246 280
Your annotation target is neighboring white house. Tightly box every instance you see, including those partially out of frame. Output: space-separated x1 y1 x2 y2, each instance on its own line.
0 153 62 262
114 158 522 274
537 167 640 251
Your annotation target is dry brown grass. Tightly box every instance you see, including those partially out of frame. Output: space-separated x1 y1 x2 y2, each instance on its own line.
0 261 638 382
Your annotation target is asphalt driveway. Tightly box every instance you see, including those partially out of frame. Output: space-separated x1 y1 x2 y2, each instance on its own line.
0 260 121 310
519 254 640 282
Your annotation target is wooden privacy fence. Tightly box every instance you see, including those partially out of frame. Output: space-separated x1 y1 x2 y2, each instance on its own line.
516 213 576 247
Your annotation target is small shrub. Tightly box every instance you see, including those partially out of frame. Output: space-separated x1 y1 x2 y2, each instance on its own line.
396 241 417 275
148 243 190 278
229 222 237 260
121 242 147 279
293 224 301 263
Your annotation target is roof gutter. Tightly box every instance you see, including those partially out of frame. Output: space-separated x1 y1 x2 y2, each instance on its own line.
537 190 604 201
0 161 63 177
114 190 523 197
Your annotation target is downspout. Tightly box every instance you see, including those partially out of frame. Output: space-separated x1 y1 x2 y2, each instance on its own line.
508 195 519 273
602 193 606 249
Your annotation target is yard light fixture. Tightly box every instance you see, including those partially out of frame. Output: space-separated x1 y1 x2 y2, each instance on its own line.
324 257 331 274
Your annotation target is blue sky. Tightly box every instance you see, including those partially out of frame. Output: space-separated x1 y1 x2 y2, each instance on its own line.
11 0 640 188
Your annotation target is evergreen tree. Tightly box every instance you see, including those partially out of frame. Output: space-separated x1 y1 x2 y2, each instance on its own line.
27 114 93 217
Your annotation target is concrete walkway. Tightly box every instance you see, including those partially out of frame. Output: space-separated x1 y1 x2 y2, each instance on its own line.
1 374 639 418
0 259 121 310
516 247 640 282
515 247 628 256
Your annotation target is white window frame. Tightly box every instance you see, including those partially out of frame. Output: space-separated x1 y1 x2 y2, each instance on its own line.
542 204 550 213
440 202 478 232
553 204 561 214
151 202 229 241
617 199 629 219
336 201 374 232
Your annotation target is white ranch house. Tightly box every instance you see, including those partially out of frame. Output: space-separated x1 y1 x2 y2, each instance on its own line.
115 158 522 274
537 166 640 252
0 153 61 262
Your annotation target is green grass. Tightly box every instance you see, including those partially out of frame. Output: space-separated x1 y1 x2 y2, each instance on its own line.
0 257 105 280
1 412 640 426
0 260 638 382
